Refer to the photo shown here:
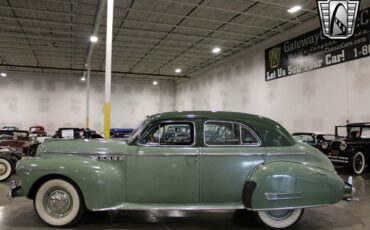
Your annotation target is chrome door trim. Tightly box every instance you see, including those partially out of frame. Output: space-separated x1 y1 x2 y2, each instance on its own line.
126 152 198 157
266 152 306 156
138 120 197 147
203 120 262 147
203 152 265 157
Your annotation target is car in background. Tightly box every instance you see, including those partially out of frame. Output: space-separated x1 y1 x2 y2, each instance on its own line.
0 147 21 181
292 132 335 154
327 123 370 175
0 130 30 154
2 126 19 131
29 126 47 138
52 128 102 139
10 111 355 229
110 128 134 139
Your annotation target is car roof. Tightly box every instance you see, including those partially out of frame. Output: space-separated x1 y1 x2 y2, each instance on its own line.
148 111 270 124
346 122 370 126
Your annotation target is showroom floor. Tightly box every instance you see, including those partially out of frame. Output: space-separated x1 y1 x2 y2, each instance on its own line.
0 168 369 230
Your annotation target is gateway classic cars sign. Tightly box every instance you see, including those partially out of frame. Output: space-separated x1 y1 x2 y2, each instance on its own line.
265 6 369 81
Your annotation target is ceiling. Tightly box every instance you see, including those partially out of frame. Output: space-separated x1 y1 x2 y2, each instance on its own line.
0 0 319 80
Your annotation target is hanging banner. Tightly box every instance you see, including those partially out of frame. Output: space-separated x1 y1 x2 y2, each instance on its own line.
265 7 370 81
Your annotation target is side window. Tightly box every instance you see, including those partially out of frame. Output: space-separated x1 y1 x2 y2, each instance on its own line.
204 121 240 145
241 126 259 145
140 122 194 146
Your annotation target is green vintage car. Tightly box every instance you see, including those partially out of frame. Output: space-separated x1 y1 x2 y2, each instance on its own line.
9 111 355 229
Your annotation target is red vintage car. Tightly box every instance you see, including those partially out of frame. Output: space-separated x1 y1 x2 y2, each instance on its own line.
29 125 47 137
0 130 31 155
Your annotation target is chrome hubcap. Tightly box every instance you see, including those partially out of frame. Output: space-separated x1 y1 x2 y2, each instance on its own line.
44 189 72 218
266 209 294 220
0 163 7 175
354 155 363 171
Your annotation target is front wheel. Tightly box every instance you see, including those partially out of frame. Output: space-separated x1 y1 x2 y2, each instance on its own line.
350 151 366 175
254 208 304 229
34 179 85 227
0 157 13 182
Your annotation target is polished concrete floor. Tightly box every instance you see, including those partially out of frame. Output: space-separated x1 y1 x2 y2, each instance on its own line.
0 168 369 229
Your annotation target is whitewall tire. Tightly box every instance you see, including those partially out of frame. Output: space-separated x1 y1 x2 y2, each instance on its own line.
350 151 366 175
0 158 13 182
34 179 85 227
254 208 304 229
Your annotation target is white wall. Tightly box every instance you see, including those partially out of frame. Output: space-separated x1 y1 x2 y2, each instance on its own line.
0 73 175 133
175 17 370 134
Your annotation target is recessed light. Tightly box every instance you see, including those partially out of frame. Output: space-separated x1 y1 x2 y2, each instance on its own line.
287 5 302 13
152 81 158 85
0 73 6 77
90 36 98 43
175 68 182 73
81 77 86 82
212 47 221 54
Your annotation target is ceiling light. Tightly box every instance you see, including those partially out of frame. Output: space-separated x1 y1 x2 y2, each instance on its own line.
81 76 86 82
152 81 158 85
175 68 182 73
0 73 6 77
287 5 302 13
90 36 98 43
212 47 221 54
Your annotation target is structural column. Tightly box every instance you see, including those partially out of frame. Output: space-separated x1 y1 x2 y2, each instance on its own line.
104 0 114 139
85 66 91 128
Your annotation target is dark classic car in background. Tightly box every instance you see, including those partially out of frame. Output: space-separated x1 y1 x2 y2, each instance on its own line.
10 111 355 229
292 132 335 154
0 130 31 154
110 128 134 139
327 122 370 175
2 126 19 131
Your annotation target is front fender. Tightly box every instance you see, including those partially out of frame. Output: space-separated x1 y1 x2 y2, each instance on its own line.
245 161 345 210
17 154 124 210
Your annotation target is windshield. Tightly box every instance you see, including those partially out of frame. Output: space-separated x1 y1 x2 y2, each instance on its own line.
128 118 151 143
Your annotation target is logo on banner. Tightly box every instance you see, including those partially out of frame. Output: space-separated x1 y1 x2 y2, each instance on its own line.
268 47 281 69
317 0 360 39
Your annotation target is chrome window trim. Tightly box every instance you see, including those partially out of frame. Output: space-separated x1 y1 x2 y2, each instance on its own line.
138 120 196 147
203 120 261 147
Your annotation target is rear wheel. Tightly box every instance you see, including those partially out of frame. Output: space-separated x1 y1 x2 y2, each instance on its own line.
34 179 85 227
350 151 365 175
0 157 13 182
254 208 304 229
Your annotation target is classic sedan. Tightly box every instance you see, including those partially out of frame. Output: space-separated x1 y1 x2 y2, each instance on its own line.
9 111 355 229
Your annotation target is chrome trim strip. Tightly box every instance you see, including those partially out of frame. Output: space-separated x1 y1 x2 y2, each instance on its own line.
264 192 302 201
90 154 124 161
329 159 349 164
203 152 265 157
246 204 329 211
91 203 245 211
203 120 262 147
266 152 306 156
125 152 198 157
44 151 124 155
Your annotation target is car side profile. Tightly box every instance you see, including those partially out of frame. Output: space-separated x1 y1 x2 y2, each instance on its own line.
327 123 370 174
10 111 355 229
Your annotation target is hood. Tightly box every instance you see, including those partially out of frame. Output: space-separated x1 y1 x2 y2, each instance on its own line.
37 139 128 155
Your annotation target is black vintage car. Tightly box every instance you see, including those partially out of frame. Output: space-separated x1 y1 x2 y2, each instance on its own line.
327 123 370 175
292 132 335 154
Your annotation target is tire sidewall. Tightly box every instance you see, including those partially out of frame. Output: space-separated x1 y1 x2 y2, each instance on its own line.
0 157 13 182
34 179 84 227
351 151 365 175
255 208 304 229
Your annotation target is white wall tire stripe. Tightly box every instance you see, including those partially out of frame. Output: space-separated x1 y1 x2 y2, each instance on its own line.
257 208 303 229
34 179 82 227
0 158 12 181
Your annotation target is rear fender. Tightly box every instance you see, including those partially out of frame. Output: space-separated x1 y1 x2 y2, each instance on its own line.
245 161 344 210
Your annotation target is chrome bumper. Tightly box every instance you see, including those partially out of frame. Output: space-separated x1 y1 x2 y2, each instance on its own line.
7 179 22 200
342 176 358 201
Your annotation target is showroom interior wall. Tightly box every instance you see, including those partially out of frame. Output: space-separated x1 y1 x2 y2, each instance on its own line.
0 73 174 133
175 16 370 133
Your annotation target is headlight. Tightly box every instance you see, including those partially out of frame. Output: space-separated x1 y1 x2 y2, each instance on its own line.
339 142 347 151
321 142 329 150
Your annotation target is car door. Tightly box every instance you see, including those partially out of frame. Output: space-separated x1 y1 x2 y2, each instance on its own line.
126 120 200 204
201 120 265 203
